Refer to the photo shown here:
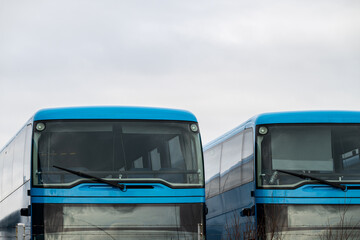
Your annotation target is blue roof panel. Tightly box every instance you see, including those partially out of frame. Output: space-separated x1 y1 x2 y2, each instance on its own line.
255 111 360 124
33 106 197 122
204 111 360 151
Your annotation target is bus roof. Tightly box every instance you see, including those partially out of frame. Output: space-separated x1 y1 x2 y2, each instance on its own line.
204 110 360 151
254 110 360 125
33 106 198 122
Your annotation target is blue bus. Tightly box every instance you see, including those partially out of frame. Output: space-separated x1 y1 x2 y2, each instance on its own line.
204 111 360 240
0 106 205 239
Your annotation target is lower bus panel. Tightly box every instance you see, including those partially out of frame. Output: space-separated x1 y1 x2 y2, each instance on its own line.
32 203 204 240
257 204 360 240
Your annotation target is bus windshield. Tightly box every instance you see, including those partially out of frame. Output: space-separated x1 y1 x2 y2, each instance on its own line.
257 124 360 188
32 120 203 187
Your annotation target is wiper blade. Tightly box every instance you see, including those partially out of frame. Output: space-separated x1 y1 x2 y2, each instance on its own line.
53 165 125 190
275 169 347 191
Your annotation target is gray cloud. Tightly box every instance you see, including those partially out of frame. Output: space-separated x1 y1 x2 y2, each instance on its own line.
1 0 360 147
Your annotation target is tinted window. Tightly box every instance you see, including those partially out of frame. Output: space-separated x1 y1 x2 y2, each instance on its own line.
12 131 25 188
205 128 255 197
2 145 13 197
220 132 243 192
33 121 204 187
241 129 254 184
257 124 360 187
204 144 222 198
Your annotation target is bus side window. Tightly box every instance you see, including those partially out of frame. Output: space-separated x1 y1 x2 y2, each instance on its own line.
204 144 222 198
2 145 13 197
24 124 32 181
242 129 254 184
220 132 243 193
0 151 3 200
12 130 25 188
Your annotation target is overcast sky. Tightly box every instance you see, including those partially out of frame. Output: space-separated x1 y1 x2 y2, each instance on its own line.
1 0 360 148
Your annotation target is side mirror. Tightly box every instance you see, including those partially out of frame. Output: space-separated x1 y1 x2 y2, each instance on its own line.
20 206 31 216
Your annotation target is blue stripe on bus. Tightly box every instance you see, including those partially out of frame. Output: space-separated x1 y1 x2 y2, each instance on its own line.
256 185 360 204
33 106 197 122
256 185 360 197
31 184 205 197
256 197 360 204
31 196 205 204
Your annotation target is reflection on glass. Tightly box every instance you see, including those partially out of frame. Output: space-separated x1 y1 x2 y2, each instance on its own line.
259 204 360 240
32 121 203 186
257 124 360 187
32 203 203 240
63 205 180 229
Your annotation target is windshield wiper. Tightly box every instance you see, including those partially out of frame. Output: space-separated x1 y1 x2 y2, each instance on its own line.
275 169 347 191
53 165 125 191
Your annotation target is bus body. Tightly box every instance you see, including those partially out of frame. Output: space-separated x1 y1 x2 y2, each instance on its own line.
204 111 360 240
0 106 205 239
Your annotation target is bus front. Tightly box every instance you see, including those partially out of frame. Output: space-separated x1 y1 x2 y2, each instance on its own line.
255 112 360 239
30 107 205 240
